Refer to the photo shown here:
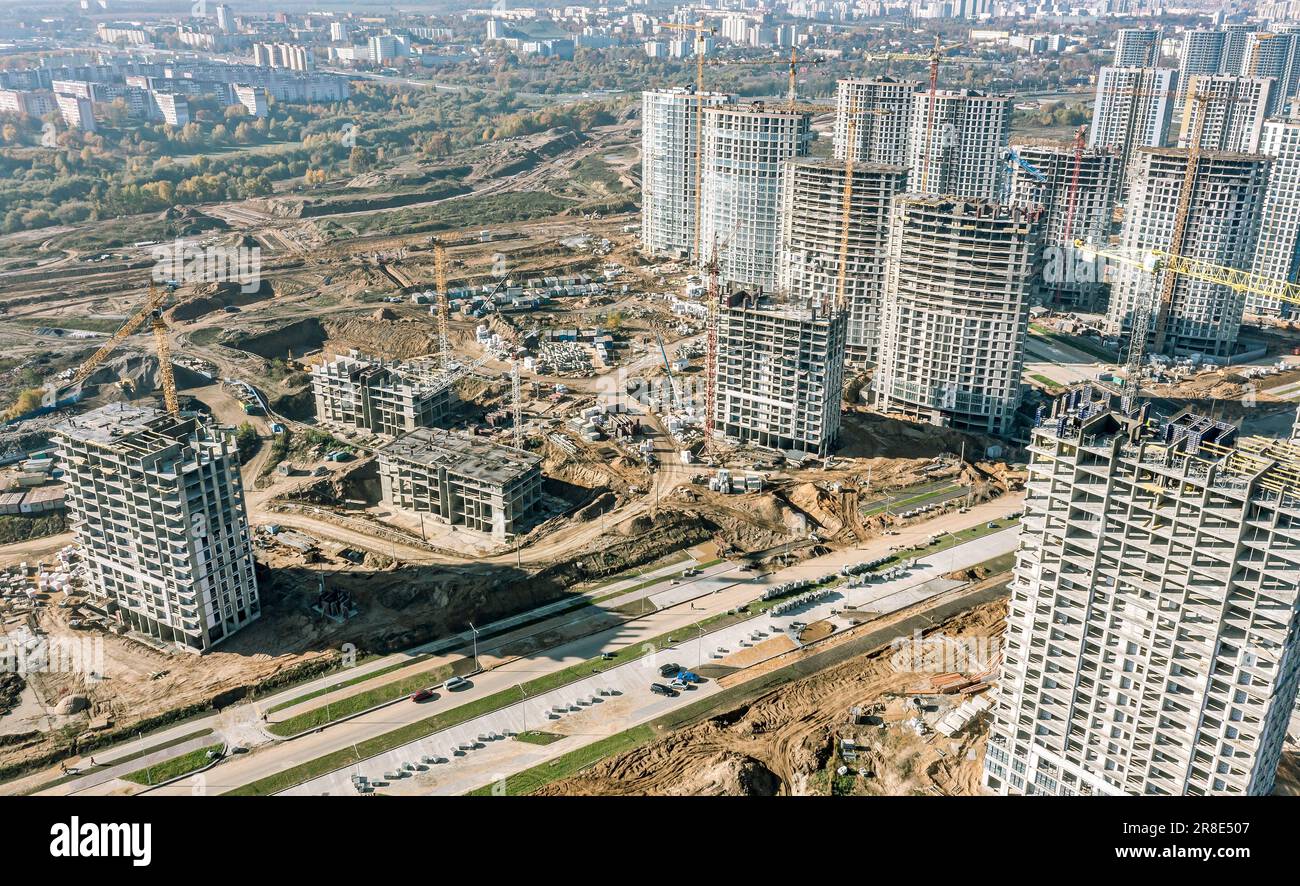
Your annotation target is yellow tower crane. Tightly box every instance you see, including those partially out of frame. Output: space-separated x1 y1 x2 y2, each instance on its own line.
1079 239 1298 409
433 240 452 370
68 283 179 416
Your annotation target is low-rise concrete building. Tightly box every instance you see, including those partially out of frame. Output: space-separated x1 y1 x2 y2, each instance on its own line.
311 351 455 436
378 428 542 540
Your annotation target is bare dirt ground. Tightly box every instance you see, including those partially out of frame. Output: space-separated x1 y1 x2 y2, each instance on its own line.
537 599 1006 797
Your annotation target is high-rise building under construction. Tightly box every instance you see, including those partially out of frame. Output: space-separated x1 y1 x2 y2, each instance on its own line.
777 158 907 365
874 197 1040 437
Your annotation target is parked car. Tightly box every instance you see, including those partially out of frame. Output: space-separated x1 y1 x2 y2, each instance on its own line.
658 662 682 678
650 683 678 697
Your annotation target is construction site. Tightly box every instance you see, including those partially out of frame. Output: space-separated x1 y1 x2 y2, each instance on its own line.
0 98 1033 789
5 32 1300 800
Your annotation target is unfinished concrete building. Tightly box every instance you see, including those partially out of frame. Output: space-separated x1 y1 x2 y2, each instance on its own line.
1113 27 1162 67
832 77 916 166
1106 148 1269 360
1088 66 1178 195
1243 29 1300 113
1008 141 1119 310
55 404 260 653
985 401 1300 796
874 197 1039 437
777 158 907 365
700 102 811 289
712 288 846 456
907 89 1010 199
1177 74 1273 154
1249 117 1300 317
378 428 542 540
641 87 734 259
1177 28 1228 113
311 350 455 436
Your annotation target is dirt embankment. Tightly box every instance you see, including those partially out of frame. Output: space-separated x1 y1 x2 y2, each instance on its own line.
166 280 274 323
537 599 1007 797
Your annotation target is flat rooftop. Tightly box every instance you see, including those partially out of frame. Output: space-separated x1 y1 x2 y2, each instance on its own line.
379 428 541 486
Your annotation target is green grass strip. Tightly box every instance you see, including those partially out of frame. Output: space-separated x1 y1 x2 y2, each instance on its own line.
123 743 225 786
266 655 435 715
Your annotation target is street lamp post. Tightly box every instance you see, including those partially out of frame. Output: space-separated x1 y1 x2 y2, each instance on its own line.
468 622 481 672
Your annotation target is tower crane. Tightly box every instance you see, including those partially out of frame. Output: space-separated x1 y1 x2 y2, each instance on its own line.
1078 240 1299 410
1151 88 1236 356
433 240 452 370
863 37 985 193
67 283 179 417
703 242 721 441
511 360 524 450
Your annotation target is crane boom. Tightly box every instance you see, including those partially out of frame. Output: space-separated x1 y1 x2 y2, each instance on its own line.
434 241 451 369
68 282 179 418
70 284 167 387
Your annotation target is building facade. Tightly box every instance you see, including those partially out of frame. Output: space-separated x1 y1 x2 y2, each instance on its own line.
55 405 260 653
377 428 542 540
1114 28 1162 67
1009 141 1119 310
1248 118 1300 316
1177 74 1273 154
777 158 907 365
985 402 1300 796
700 103 812 289
1106 148 1269 360
712 289 846 456
640 87 733 259
874 197 1039 437
907 89 1010 199
1088 66 1178 194
832 77 917 166
312 351 455 436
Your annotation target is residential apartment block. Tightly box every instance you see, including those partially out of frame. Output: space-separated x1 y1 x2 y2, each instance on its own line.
985 402 1300 795
700 103 812 288
833 77 917 167
777 158 907 365
874 197 1039 437
1106 148 1269 360
640 87 733 259
711 288 846 456
907 89 1010 199
311 351 455 437
54 405 260 653
377 428 542 540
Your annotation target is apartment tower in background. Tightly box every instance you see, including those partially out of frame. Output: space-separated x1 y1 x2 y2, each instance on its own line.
1008 141 1119 310
1248 117 1300 316
874 197 1039 436
641 87 733 259
907 89 1011 199
833 77 917 166
700 102 811 289
778 158 907 365
1105 147 1269 359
